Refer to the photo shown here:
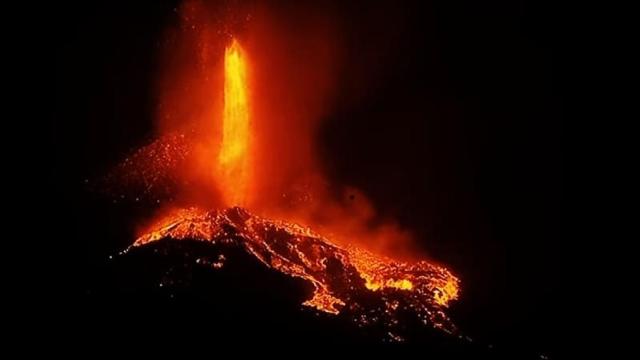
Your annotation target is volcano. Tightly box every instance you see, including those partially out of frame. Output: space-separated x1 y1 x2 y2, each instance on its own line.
129 206 459 341
100 231 477 350
97 33 464 343
81 2 466 347
55 0 564 356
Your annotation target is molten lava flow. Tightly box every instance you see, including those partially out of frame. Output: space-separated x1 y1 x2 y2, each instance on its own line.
218 39 250 206
133 207 460 339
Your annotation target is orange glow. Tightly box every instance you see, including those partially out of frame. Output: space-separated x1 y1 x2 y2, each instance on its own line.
218 39 250 206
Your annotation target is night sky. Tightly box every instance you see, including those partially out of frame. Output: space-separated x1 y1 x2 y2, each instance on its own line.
53 0 564 356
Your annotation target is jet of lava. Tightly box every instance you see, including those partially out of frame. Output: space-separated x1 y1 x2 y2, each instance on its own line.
218 39 251 207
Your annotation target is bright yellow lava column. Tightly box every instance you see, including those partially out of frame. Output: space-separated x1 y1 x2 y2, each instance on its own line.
218 39 250 206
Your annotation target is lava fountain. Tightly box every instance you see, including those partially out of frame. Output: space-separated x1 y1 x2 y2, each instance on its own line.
218 39 250 207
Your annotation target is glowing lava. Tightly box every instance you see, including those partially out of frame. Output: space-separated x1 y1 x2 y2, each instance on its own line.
133 206 460 337
218 39 250 206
